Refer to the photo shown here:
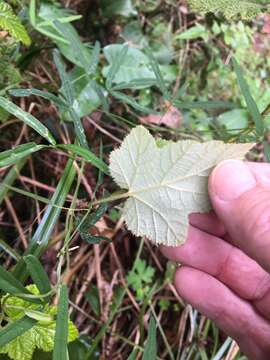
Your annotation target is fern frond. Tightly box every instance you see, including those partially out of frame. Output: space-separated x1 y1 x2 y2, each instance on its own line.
0 1 31 45
188 0 270 19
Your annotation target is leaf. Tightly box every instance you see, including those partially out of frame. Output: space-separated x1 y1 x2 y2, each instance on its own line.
13 159 76 282
217 109 249 132
0 143 47 168
0 2 31 45
109 126 253 246
59 144 109 174
0 285 78 360
103 45 155 87
53 285 69 360
101 0 137 18
187 0 268 20
23 255 51 301
0 97 56 145
0 316 36 349
233 58 265 138
142 316 157 360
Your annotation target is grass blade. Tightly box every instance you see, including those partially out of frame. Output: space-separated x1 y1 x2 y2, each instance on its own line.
89 41 101 75
69 109 89 149
13 159 76 281
0 97 56 145
0 316 37 348
0 265 39 303
173 99 236 110
53 284 69 360
146 48 170 100
53 50 75 106
111 90 159 115
9 88 68 109
59 144 109 174
0 159 27 205
232 58 264 138
127 349 139 360
142 316 157 360
24 255 51 301
106 45 128 89
0 143 46 167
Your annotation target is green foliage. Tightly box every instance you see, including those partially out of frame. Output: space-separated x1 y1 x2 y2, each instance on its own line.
0 1 30 45
127 259 155 300
0 285 78 360
188 0 270 19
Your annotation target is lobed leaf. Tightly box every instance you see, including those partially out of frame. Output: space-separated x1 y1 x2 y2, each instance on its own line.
109 126 253 246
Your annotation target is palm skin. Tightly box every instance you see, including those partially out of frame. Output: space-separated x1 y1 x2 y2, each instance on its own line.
161 160 270 360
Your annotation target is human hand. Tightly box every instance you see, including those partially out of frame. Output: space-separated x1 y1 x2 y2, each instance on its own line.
161 160 270 360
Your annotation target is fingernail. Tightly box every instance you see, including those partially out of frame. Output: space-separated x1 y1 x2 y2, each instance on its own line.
210 160 256 201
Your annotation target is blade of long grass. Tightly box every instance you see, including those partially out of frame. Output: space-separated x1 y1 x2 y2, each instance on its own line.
69 109 89 149
0 316 37 348
106 45 128 89
13 159 76 282
9 88 67 109
0 143 47 167
232 58 264 138
111 90 159 114
88 41 101 75
0 97 56 145
173 99 236 110
112 78 157 90
127 349 139 360
59 144 109 174
0 159 27 205
212 338 232 360
53 285 69 360
142 316 157 360
0 238 21 261
0 265 40 303
146 48 170 100
53 50 75 106
24 255 51 301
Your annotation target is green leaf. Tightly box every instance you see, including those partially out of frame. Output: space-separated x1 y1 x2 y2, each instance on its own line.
101 0 137 17
174 24 209 41
0 159 27 205
85 286 100 317
127 349 139 360
9 88 68 109
53 50 75 106
0 97 56 145
0 316 37 348
23 255 51 301
217 109 249 132
111 90 158 114
109 126 253 246
0 285 78 360
0 143 46 168
145 48 170 100
0 265 38 302
59 144 109 174
13 159 76 282
142 316 157 360
173 99 236 110
233 58 265 138
53 285 69 360
103 45 155 88
0 2 31 45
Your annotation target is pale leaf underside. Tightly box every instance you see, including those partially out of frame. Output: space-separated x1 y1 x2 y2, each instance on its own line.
109 126 253 246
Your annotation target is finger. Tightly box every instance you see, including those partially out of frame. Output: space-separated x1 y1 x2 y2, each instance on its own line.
209 160 270 273
161 227 270 303
175 267 270 360
189 212 225 237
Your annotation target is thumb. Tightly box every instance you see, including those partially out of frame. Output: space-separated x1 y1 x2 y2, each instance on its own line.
209 160 270 273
